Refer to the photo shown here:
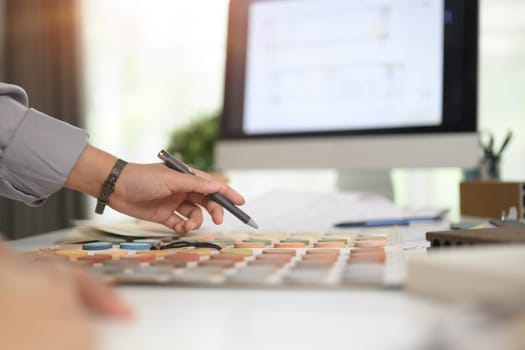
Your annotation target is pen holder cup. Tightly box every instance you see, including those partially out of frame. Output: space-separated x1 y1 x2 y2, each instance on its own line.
465 156 501 181
479 155 501 180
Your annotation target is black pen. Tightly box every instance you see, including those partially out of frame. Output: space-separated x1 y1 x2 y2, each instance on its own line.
158 150 258 229
496 131 513 158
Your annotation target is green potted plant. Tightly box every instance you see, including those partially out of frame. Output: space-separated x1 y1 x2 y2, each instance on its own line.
166 113 219 172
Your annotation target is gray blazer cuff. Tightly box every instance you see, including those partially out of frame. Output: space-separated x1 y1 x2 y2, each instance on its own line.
0 107 88 206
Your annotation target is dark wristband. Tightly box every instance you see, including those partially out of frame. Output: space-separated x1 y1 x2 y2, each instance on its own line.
95 158 128 214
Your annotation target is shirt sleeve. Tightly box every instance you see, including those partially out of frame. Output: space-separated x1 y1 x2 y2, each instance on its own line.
0 83 89 206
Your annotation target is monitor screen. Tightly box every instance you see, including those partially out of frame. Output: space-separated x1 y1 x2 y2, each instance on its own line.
217 0 478 169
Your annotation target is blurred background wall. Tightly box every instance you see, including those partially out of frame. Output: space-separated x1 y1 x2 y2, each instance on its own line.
81 0 525 222
0 0 85 239
0 0 524 237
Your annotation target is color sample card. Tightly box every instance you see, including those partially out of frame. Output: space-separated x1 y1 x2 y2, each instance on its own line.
25 228 406 289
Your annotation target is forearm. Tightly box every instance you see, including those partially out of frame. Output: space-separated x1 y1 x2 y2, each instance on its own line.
64 145 117 198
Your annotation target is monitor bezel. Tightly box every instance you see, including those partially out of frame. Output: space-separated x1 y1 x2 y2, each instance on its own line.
220 0 478 141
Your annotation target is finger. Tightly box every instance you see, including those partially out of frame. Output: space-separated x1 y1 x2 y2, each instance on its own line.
176 201 203 230
163 212 187 233
213 185 245 206
174 221 186 234
172 170 244 205
186 193 224 224
73 268 133 320
192 169 246 205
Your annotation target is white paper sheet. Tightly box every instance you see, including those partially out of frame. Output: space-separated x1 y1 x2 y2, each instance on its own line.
200 190 406 232
200 191 447 249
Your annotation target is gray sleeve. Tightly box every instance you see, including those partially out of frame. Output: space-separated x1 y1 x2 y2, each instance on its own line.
0 83 89 206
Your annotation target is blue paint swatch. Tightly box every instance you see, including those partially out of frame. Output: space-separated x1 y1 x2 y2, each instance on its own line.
83 242 113 250
120 242 151 250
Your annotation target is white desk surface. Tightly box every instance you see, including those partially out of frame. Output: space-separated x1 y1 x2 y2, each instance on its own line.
10 229 451 350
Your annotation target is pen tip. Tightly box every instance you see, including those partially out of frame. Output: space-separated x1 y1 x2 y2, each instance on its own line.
247 219 258 229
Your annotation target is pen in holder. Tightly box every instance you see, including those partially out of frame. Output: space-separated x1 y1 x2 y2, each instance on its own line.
466 130 512 181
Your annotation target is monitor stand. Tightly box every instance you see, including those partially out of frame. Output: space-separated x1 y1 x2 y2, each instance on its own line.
336 170 393 200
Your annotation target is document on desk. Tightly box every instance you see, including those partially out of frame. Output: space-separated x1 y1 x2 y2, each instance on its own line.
207 191 403 231
57 220 178 244
201 191 446 249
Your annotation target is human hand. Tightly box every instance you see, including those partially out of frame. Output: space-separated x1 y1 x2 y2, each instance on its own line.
0 244 132 350
111 162 245 234
66 145 245 234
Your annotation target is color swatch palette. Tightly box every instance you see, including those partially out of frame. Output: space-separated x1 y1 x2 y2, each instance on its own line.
26 229 406 289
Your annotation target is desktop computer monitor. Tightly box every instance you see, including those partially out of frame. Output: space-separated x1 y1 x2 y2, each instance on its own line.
216 0 479 170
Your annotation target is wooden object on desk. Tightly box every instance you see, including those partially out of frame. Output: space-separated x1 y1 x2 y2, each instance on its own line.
460 180 525 219
427 227 525 247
